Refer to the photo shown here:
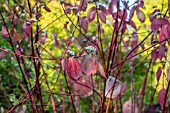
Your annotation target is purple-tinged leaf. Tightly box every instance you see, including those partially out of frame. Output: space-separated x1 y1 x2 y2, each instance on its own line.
149 9 161 21
43 6 51 12
169 0 170 13
81 56 97 75
36 13 42 19
151 18 169 32
132 32 138 49
136 10 145 23
166 66 170 81
122 1 129 9
76 33 87 47
129 6 136 20
158 89 166 109
123 40 129 51
108 0 117 14
82 17 88 32
15 47 23 55
121 81 127 94
129 20 137 30
136 0 144 9
151 49 159 62
87 7 96 22
159 24 169 44
99 5 108 15
158 46 166 60
79 0 88 11
97 62 106 78
23 21 31 37
38 36 46 44
66 57 82 80
2 26 9 38
0 51 5 59
61 59 65 74
98 11 106 23
105 76 121 99
63 2 72 14
73 75 93 98
156 67 162 81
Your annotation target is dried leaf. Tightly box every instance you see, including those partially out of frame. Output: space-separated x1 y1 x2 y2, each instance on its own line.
166 66 170 81
66 57 82 80
136 10 145 23
105 76 121 99
61 59 65 74
73 75 93 98
81 56 97 75
13 33 22 42
97 62 106 78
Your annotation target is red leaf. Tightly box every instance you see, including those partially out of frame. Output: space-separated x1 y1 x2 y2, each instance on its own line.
2 26 9 38
73 75 93 98
136 10 145 23
97 62 106 78
105 76 121 99
81 56 97 75
98 11 106 23
151 18 169 32
87 7 96 22
66 57 82 80
156 67 162 81
158 89 166 109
